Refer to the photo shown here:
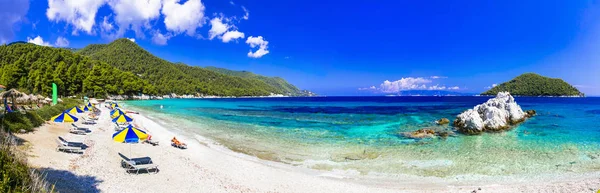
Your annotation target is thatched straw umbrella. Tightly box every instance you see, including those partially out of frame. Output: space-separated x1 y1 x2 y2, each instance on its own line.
0 89 24 106
1 88 25 132
16 94 31 104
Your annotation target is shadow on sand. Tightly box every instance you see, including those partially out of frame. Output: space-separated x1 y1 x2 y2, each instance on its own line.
37 168 103 193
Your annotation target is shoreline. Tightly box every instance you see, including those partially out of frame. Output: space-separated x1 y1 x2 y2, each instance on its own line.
15 103 600 192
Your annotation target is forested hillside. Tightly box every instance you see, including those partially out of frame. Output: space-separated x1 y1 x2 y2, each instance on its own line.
77 39 304 96
482 73 583 96
205 66 304 96
0 43 156 97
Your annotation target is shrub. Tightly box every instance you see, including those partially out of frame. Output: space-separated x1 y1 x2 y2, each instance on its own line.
0 135 53 192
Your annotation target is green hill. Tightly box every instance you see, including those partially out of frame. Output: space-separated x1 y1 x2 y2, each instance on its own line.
481 73 583 96
205 66 304 96
77 39 306 96
0 43 156 97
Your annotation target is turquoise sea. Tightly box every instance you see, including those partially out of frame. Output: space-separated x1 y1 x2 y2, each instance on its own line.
125 97 600 178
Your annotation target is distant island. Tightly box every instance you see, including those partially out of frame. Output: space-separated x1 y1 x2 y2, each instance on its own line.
482 73 584 97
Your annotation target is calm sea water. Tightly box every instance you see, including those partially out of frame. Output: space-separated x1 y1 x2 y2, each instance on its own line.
125 96 600 178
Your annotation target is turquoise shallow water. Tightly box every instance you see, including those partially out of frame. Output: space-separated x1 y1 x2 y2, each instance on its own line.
125 97 600 177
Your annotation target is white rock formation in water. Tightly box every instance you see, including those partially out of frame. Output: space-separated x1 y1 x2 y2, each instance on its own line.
453 92 534 134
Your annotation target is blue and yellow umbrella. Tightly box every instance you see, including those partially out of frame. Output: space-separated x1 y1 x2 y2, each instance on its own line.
112 125 148 143
65 106 84 114
51 112 79 123
82 105 90 112
111 103 119 108
87 102 93 107
110 109 126 118
112 114 133 123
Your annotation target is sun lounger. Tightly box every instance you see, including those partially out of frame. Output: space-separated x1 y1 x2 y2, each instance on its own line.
56 138 83 153
118 153 159 174
70 124 89 135
81 117 96 125
143 135 159 146
58 136 85 148
171 137 187 149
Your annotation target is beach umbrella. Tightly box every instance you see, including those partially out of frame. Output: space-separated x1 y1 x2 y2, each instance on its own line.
82 105 90 112
112 114 133 124
111 103 120 108
87 102 93 107
51 112 79 122
15 94 30 104
110 109 126 118
112 124 148 143
65 106 84 114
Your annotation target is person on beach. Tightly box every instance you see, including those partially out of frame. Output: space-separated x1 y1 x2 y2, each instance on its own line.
171 137 187 149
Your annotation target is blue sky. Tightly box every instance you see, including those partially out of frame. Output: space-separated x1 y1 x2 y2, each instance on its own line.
1 0 600 96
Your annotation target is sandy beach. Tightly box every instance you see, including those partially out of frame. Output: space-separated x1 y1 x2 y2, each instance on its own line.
15 104 600 193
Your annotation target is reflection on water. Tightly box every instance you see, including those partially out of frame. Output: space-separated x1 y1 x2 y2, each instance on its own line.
126 97 600 177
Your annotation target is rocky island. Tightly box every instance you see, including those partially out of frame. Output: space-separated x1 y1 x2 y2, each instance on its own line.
453 92 535 134
482 73 584 97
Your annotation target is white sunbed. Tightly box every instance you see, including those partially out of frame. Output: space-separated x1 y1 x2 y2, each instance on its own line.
118 153 159 174
55 138 84 153
70 124 89 135
81 117 96 125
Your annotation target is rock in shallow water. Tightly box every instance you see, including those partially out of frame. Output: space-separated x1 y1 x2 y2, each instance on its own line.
453 92 532 134
435 118 450 125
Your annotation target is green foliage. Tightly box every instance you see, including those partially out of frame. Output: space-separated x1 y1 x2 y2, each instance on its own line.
0 135 53 193
0 43 155 98
482 73 584 96
205 66 305 96
77 38 305 96
2 99 80 133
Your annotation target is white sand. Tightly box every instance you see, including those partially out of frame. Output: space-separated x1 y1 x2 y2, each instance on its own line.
16 104 600 193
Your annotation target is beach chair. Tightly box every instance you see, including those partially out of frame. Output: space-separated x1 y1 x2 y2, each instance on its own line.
171 137 187 149
118 153 159 174
70 124 89 135
56 138 84 153
81 117 96 125
143 135 159 146
58 136 85 148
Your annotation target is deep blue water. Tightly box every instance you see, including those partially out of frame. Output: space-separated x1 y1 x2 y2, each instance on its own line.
125 96 600 177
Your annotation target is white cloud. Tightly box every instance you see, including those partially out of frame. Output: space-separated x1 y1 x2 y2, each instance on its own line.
0 0 29 44
428 85 446 90
208 17 229 40
246 36 269 58
229 1 235 5
54 36 70 47
27 36 52 46
162 0 206 36
221 30 244 43
46 0 107 35
107 0 162 38
358 86 377 91
100 16 114 32
127 38 135 42
485 83 498 89
378 77 432 93
152 31 170 45
241 6 249 20
430 76 447 79
362 77 461 93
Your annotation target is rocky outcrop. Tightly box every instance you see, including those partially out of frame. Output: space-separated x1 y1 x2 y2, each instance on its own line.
402 128 436 139
436 118 450 125
401 128 456 139
453 92 533 134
